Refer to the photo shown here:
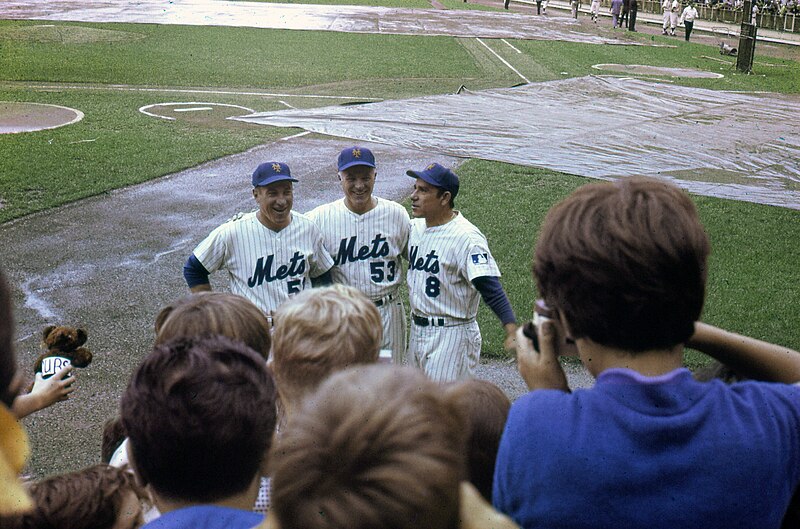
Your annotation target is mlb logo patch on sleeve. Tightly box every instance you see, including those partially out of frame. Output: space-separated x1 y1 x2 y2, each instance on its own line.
471 253 489 265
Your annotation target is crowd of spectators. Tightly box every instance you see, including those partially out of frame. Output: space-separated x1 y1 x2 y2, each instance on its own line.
1 176 798 528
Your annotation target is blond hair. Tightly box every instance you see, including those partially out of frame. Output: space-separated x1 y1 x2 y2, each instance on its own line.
271 285 381 409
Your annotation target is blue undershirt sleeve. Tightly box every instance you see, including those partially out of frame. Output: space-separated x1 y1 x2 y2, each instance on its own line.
183 254 210 288
311 270 333 288
472 276 517 326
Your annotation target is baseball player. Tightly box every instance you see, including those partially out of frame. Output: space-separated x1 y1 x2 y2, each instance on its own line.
183 161 334 317
307 146 410 363
670 0 680 35
590 0 601 23
406 163 517 382
662 0 678 35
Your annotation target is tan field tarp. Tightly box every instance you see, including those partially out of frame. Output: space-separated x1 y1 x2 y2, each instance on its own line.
235 75 800 210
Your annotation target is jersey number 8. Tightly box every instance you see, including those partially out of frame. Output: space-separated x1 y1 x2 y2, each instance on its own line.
425 276 440 298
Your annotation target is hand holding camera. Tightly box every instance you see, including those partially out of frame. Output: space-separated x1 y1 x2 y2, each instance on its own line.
515 300 573 392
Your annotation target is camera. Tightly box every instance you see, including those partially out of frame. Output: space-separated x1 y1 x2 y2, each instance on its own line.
522 299 579 357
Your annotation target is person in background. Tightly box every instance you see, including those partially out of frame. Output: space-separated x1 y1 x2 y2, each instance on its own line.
620 0 631 29
611 0 624 27
628 0 638 30
679 1 700 41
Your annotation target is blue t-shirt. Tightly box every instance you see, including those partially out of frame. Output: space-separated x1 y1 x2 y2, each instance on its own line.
493 368 800 529
143 505 263 529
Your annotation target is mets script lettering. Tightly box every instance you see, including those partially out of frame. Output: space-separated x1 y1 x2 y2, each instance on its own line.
248 252 306 287
334 234 390 265
409 246 440 274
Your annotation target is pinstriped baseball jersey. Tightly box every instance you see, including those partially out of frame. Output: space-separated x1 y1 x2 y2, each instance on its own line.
307 197 410 299
407 212 501 320
192 211 334 315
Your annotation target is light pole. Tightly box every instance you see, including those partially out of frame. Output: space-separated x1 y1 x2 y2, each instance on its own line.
736 0 758 73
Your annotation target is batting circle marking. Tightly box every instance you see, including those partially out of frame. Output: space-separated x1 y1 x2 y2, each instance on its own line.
0 102 85 134
138 102 256 121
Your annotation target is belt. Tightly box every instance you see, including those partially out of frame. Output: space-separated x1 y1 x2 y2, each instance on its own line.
373 293 396 308
412 314 446 327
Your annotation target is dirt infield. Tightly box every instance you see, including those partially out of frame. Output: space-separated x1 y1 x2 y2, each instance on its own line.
0 101 84 134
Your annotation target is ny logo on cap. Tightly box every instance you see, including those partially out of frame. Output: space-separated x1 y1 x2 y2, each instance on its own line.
427 163 436 170
352 148 361 159
272 163 282 172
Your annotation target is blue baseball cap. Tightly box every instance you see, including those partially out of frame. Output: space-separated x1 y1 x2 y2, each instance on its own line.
252 161 298 187
406 163 459 199
338 146 376 172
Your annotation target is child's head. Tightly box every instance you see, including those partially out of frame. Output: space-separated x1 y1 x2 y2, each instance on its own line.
154 292 272 359
120 335 276 504
3 464 145 529
443 379 511 502
271 285 381 409
534 177 710 352
270 365 466 529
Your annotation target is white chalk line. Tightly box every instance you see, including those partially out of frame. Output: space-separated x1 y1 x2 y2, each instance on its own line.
476 38 530 83
278 131 312 141
501 38 522 53
24 84 383 101
174 106 214 112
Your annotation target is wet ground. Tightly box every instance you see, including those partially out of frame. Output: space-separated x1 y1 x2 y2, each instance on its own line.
6 136 593 479
2 0 792 479
1 0 622 45
0 102 84 133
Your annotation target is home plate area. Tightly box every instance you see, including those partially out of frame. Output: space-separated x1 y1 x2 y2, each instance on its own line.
138 102 256 126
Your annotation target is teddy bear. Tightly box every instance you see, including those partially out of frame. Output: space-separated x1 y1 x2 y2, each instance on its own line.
33 325 93 380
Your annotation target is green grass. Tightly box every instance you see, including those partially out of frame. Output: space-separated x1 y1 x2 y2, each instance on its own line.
509 37 800 92
454 159 800 367
0 21 499 222
0 22 484 89
2 15 798 369
0 86 297 221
